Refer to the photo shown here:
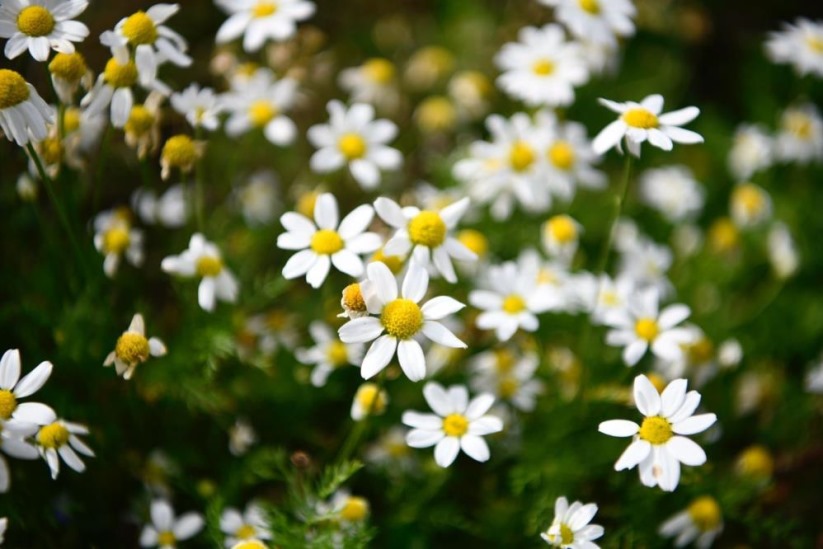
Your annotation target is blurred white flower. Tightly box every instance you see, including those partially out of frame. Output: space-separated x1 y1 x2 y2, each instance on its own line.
161 233 239 312
470 348 544 412
638 166 705 223
542 214 582 264
727 124 773 181
538 111 606 201
717 339 742 370
220 503 271 547
171 84 223 131
339 58 399 112
215 0 315 52
805 360 823 394
767 222 799 279
93 209 144 278
540 495 604 548
228 418 257 456
234 170 279 226
0 418 39 493
659 496 723 548
730 183 771 228
296 322 363 387
775 103 823 164
132 184 189 228
350 382 388 420
617 237 673 295
540 0 635 47
223 68 298 145
140 499 204 548
0 0 89 61
766 18 823 78
364 426 415 470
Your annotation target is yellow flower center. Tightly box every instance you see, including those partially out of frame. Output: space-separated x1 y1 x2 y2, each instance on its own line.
162 135 198 168
40 137 63 165
235 523 257 540
498 377 519 398
327 341 349 367
252 1 278 17
233 542 267 549
122 11 158 45
546 215 577 244
578 0 601 14
509 140 536 172
708 218 739 253
493 349 516 373
338 133 367 160
381 298 423 340
248 99 278 127
103 226 131 254
732 184 766 217
362 58 395 84
502 294 526 314
104 58 138 89
638 415 673 445
340 496 369 522
408 211 447 248
372 249 404 274
647 373 667 394
687 496 722 532
457 229 488 258
355 383 387 414
341 283 366 314
196 256 223 277
63 107 82 133
442 413 469 437
687 337 714 365
806 36 823 54
622 108 659 129
548 140 576 170
736 445 773 479
416 96 457 133
310 229 344 255
115 332 150 364
0 390 17 420
531 59 555 76
37 422 70 449
0 69 30 109
156 531 176 546
297 191 319 218
17 6 55 37
634 318 659 342
125 105 155 137
560 523 575 545
49 52 88 82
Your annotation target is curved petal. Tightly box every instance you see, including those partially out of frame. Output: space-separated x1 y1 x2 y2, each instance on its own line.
658 305 690 330
406 428 444 448
422 382 452 416
401 262 429 303
282 249 317 279
468 416 503 436
672 413 716 435
421 321 466 349
401 411 442 430
173 513 204 540
0 349 21 390
464 394 495 420
360 335 397 379
421 297 465 320
313 193 339 230
614 439 651 471
14 402 56 425
660 379 688 417
633 374 661 416
338 204 374 240
367 261 398 303
434 437 460 467
338 317 384 344
460 435 490 462
397 339 426 382
666 436 706 466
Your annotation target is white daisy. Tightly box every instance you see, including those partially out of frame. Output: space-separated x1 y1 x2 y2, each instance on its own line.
592 94 703 157
730 183 771 228
36 417 94 479
132 184 189 228
364 426 415 471
338 58 399 112
140 499 204 548
93 208 144 277
572 273 636 324
767 221 799 279
220 503 271 548
234 170 279 226
215 0 315 52
308 100 402 190
171 84 223 131
338 261 467 382
495 24 589 108
638 165 705 223
540 0 635 47
616 237 673 296
0 69 53 147
727 124 773 181
765 18 823 78
228 418 257 456
0 418 39 492
0 349 54 426
161 233 239 312
374 196 476 283
0 0 89 62
103 314 167 380
469 348 544 412
223 68 298 146
296 321 363 387
350 382 388 420
48 51 93 104
277 193 381 288
325 490 370 524
659 496 723 548
537 111 606 201
774 103 823 164
540 495 604 548
598 374 717 492
542 214 582 264
402 382 503 468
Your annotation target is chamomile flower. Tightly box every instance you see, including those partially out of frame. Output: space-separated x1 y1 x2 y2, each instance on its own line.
616 237 673 295
215 0 315 51
767 222 799 279
220 503 271 548
538 112 606 201
659 496 723 548
765 18 823 78
541 0 635 46
495 24 589 108
339 282 371 320
470 348 544 412
604 287 693 366
0 349 54 426
402 382 503 468
542 215 582 263
540 496 604 548
0 418 39 492
48 51 93 104
338 261 467 382
132 184 189 228
0 0 89 61
374 196 476 283
228 418 257 456
727 124 774 180
171 84 223 131
223 68 298 145
326 490 370 525
364 426 415 470
36 418 94 479
730 183 771 228
123 91 165 160
308 100 402 189
593 94 703 157
103 314 167 380
161 233 239 312
234 170 279 226
350 382 388 420
598 374 717 492
655 327 719 389
140 499 204 548
572 273 635 324
638 166 705 223
93 209 144 277
277 193 381 288
774 103 823 164
339 58 399 112
296 322 363 387
0 69 53 146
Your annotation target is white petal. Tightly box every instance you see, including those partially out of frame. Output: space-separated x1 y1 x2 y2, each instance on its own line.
614 439 651 470
360 335 397 379
569 503 598 530
13 360 52 397
423 382 453 416
439 197 470 228
58 445 85 473
662 126 704 144
350 160 380 189
460 435 490 462
401 262 428 303
623 340 648 366
658 305 690 329
401 411 443 430
331 250 364 277
633 374 661 416
338 317 384 344
434 437 460 467
15 402 56 425
337 204 374 240
151 500 174 531
668 391 701 424
373 197 406 228
198 277 216 312
592 120 626 155
666 436 706 466
658 106 699 126
421 321 465 349
421 297 465 320
367 261 397 303
0 349 21 390
173 513 204 540
598 419 639 437
313 193 339 230
464 394 495 420
432 246 457 283
406 428 444 448
657 446 681 492
282 249 317 279
468 416 503 436
672 413 716 435
397 339 426 382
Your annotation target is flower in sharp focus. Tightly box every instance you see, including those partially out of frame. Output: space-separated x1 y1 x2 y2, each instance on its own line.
338 261 467 382
296 321 363 387
140 499 204 548
36 418 94 479
171 84 223 131
402 382 503 468
215 0 315 52
220 503 271 548
374 196 476 283
223 68 298 145
93 208 144 277
0 349 54 425
0 0 89 61
598 374 717 492
539 0 635 47
592 94 703 157
161 233 239 312
0 69 53 147
104 314 167 380
540 495 604 548
765 18 823 78
659 496 723 548
277 192 381 288
350 382 388 420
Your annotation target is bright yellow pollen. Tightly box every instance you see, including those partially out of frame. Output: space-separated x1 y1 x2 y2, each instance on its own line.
638 415 673 445
63 108 82 133
103 58 138 89
408 211 447 248
548 140 576 170
732 184 766 217
125 105 155 137
327 341 349 367
532 59 555 76
494 349 516 373
37 422 70 449
0 69 30 109
622 108 659 129
233 542 267 549
17 6 55 37
248 100 277 127
252 1 278 17
115 332 150 364
156 531 176 546
362 58 395 84
546 215 577 244
235 523 257 540
687 337 714 365
310 229 344 255
380 298 423 339
162 135 198 168
338 133 367 160
634 318 659 342
342 283 366 314
442 413 469 437
340 496 369 522
578 0 601 14
40 137 63 165
498 377 519 398
0 390 17 420
356 383 387 414
103 226 131 254
457 229 488 258
122 11 158 45
687 496 722 532
708 218 739 253
49 52 88 82
372 249 404 274
509 140 536 172
736 445 774 479
196 256 223 277
560 523 575 545
502 294 526 314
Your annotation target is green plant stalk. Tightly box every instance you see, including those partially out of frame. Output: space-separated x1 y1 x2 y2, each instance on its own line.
335 371 386 464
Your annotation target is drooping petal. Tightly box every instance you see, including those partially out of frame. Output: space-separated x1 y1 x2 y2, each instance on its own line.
614 439 651 471
666 436 707 466
598 419 639 438
360 335 397 379
397 339 426 382
460 435 490 462
433 437 460 467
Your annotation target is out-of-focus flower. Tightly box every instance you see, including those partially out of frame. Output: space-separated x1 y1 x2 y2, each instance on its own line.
339 58 399 112
638 166 705 223
767 222 799 279
140 499 204 548
350 382 388 420
655 326 718 388
132 184 189 228
223 68 298 146
123 92 165 160
707 217 740 255
365 426 414 470
540 495 604 548
104 314 166 380
659 496 723 548
774 103 823 164
0 418 39 493
171 84 223 131
0 516 6 542
234 170 279 226
161 233 239 312
0 349 55 426
325 490 370 524
538 111 606 201
160 134 204 180
215 0 315 52
540 0 635 47
228 418 257 456
448 70 492 120
404 46 455 91
717 339 742 370
734 445 773 482
806 359 823 394
470 348 544 412
542 214 582 263
573 273 636 324
16 172 37 201
766 18 823 78
296 322 362 387
220 503 271 548
617 237 673 295
48 52 93 104
730 183 771 228
727 124 773 181
36 418 94 479
0 69 53 147
414 96 457 134
0 0 89 61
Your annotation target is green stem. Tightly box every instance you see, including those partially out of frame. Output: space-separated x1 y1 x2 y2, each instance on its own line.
92 124 112 212
336 372 386 464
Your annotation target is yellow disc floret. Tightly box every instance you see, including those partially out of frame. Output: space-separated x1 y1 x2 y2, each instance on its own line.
498 377 519 399
63 108 82 133
310 229 344 255
634 318 659 342
103 226 131 254
327 341 349 367
408 211 447 248
736 445 774 479
196 256 223 277
415 96 457 133
341 283 367 315
0 69 30 109
233 541 267 549
532 59 555 76
253 1 278 17
622 108 659 129
162 135 198 169
687 496 722 532
578 0 601 15
297 191 319 218
509 140 536 172
235 523 257 540
37 422 70 449
548 140 576 170
732 183 767 218
40 137 63 165
372 249 404 274
546 215 578 244
122 11 158 45
104 58 138 89
0 390 17 420
248 100 277 127
338 133 367 160
708 217 739 253
442 413 469 437
340 496 369 522
784 111 813 140
493 349 516 373
687 337 714 365
125 105 155 137
17 6 55 37
363 58 395 84
638 415 673 445
356 383 387 414
502 294 526 314
381 299 423 340
457 229 488 258
560 523 575 545
49 52 88 82
115 332 150 364
156 532 176 546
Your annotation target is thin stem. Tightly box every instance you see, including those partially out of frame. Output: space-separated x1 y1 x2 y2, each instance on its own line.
336 372 386 464
92 124 112 212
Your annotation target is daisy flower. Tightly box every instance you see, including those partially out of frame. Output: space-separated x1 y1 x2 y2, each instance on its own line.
0 69 53 147
48 51 93 104
537 111 606 201
161 233 239 312
542 214 582 264
767 222 799 279
0 418 39 492
228 418 257 456
374 196 476 283
0 349 54 425
765 18 823 78
364 426 415 471
730 183 771 228
598 374 717 492
325 490 370 524
215 0 315 52
338 58 399 112
401 382 503 468
540 495 604 548
36 417 94 479
93 209 144 277
469 348 544 412
727 124 773 181
338 261 467 382
140 499 204 548
220 503 271 548
308 100 402 190
132 184 189 228
233 170 279 226
350 382 388 420
103 314 167 380
495 24 589 108
615 237 673 296
638 166 705 223
774 103 823 164
0 0 89 62
223 68 298 146
277 193 381 288
592 94 703 157
659 496 723 548
296 322 363 387
171 84 223 131
540 0 635 47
